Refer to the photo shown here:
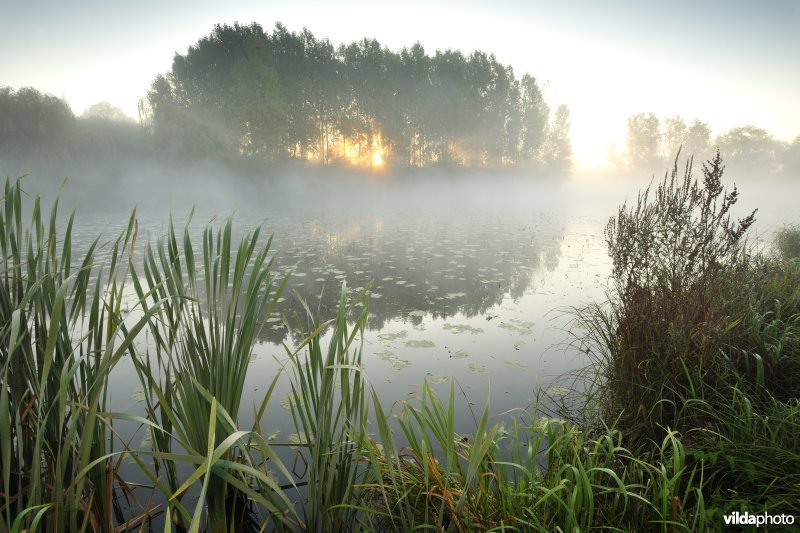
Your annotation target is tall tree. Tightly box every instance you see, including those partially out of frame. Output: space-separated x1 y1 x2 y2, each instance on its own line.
539 104 572 172
716 125 785 174
625 112 662 172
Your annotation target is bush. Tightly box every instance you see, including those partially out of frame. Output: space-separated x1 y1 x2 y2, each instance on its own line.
775 224 800 261
582 151 757 444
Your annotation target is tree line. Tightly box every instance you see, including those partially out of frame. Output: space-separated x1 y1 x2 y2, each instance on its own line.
141 22 571 170
619 112 800 176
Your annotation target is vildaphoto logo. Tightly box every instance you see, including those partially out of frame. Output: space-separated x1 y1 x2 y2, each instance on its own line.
723 511 795 527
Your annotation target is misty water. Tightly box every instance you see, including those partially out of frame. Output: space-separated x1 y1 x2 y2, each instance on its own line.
55 169 793 502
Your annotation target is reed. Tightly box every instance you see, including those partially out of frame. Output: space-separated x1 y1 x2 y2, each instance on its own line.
126 214 297 531
0 177 159 531
282 284 370 531
357 380 708 531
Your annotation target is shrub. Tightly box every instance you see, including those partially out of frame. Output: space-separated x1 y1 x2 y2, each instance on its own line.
584 150 757 444
774 224 800 261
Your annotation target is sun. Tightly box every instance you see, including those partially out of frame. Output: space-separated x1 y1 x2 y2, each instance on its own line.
371 149 384 168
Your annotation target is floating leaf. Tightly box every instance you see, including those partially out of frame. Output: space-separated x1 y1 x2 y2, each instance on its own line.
467 363 487 374
288 432 310 449
443 323 484 335
404 339 435 348
389 357 412 370
452 349 469 359
378 330 408 342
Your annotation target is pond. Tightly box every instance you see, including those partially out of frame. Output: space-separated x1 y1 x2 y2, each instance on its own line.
61 177 611 447
39 169 793 524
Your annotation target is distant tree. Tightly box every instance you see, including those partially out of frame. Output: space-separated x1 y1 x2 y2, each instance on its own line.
0 86 75 161
684 119 712 161
716 125 785 174
518 74 548 163
663 115 687 159
539 104 572 172
81 101 132 122
0 86 74 147
625 112 662 172
781 135 800 176
144 22 559 170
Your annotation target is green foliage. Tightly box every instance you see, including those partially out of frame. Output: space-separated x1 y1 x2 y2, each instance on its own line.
284 284 370 531
0 177 158 531
588 150 758 441
774 224 800 261
127 214 297 531
358 381 708 531
145 22 566 170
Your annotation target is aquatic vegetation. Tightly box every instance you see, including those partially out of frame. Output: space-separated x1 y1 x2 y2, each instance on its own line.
443 323 484 335
467 363 487 374
357 380 708 531
0 178 159 531
127 213 296 531
499 318 534 335
404 339 435 348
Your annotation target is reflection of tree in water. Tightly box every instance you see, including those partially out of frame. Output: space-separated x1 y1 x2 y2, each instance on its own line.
68 208 566 345
255 211 566 343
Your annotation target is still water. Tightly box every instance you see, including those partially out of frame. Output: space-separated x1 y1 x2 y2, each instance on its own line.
67 179 611 441
58 171 790 521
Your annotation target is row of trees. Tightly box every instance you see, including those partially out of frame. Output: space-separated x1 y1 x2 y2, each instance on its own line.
143 22 571 170
0 87 146 166
620 112 800 175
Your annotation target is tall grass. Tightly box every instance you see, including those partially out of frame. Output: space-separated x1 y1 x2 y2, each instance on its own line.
0 177 159 531
283 284 370 531
126 215 297 531
357 380 708 531
570 149 800 525
579 150 757 444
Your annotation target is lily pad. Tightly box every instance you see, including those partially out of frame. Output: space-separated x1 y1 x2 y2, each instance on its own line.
467 363 487 374
443 323 484 335
288 432 310 449
404 339 435 348
429 375 449 384
378 330 408 342
280 393 303 410
452 349 469 359
389 357 412 370
503 359 528 369
499 318 535 335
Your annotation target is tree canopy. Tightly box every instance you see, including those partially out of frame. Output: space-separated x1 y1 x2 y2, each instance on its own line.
143 22 567 170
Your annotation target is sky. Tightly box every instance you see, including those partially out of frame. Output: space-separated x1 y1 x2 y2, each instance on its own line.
2 0 798 169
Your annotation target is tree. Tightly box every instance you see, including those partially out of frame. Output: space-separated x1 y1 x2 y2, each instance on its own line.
663 115 687 159
518 74 548 163
625 112 662 172
781 135 800 176
81 101 132 122
684 119 711 161
539 104 572 172
716 125 785 174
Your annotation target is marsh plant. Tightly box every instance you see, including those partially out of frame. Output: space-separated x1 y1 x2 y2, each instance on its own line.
581 150 757 442
0 178 159 531
126 214 299 531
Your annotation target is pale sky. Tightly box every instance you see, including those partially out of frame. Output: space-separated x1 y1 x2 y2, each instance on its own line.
2 0 798 169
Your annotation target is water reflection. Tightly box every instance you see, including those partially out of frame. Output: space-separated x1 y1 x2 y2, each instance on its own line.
259 211 568 342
